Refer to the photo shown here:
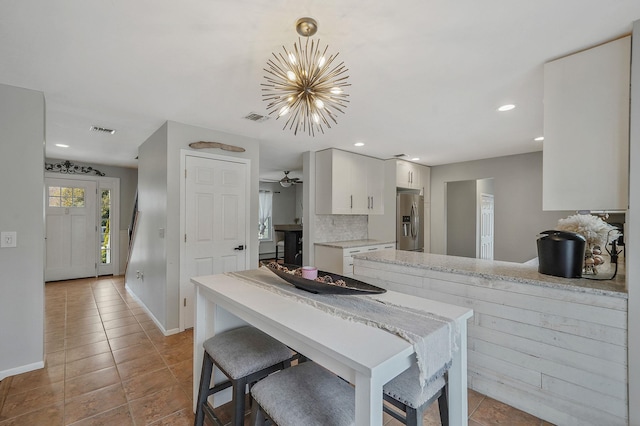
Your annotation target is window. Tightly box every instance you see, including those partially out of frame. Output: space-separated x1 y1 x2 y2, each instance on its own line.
258 190 273 241
100 189 111 265
48 186 85 207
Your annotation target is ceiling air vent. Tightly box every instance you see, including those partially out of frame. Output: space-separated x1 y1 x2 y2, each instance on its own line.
90 125 116 135
244 112 270 123
393 154 407 158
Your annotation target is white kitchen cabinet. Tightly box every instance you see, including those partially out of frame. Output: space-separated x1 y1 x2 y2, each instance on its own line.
315 149 385 215
396 160 421 189
315 242 396 276
543 36 630 211
421 166 431 201
396 160 430 197
365 156 384 214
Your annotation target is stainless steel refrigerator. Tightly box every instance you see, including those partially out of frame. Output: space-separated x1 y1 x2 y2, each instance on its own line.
396 193 424 251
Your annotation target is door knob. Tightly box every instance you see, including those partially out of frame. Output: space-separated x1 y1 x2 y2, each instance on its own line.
233 245 244 251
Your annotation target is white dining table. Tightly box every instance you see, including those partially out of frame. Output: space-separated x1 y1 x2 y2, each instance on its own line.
191 272 473 426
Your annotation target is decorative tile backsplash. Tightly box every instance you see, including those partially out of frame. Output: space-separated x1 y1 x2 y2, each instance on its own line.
314 215 368 243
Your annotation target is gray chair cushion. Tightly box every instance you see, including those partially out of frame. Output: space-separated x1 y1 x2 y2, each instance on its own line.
251 362 355 426
383 363 446 409
203 326 292 379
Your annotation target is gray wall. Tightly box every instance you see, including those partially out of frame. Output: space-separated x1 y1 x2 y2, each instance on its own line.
446 180 477 258
0 84 45 379
127 123 169 329
126 121 260 333
431 151 573 263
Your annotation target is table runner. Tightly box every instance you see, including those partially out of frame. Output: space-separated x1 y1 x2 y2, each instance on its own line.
227 268 458 387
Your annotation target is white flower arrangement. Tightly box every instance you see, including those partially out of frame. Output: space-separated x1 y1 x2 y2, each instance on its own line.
556 214 620 248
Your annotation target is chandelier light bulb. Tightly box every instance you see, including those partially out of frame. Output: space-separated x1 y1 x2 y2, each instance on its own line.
262 17 351 136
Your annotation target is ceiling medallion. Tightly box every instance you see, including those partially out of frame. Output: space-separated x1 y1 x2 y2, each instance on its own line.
262 17 351 136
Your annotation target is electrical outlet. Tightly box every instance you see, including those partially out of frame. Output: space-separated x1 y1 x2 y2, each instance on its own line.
1 232 17 248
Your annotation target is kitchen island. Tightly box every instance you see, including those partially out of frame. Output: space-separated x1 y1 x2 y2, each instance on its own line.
353 250 628 426
191 269 473 426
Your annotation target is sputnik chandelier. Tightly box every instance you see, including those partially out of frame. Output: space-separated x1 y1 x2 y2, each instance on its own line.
262 17 350 136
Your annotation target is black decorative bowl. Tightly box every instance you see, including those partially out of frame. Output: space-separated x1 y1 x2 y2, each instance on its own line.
261 262 386 295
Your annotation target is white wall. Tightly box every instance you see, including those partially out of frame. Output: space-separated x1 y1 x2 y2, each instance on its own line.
626 19 640 426
0 83 45 379
303 151 315 265
431 152 573 263
126 121 260 333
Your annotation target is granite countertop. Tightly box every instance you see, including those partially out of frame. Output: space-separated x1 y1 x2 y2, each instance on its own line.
315 239 396 249
353 250 627 298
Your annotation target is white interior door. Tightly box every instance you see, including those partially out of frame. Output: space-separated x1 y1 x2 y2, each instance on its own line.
45 178 97 281
479 193 494 260
183 155 248 328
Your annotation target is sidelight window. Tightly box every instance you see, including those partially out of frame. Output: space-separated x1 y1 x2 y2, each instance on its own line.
100 189 111 265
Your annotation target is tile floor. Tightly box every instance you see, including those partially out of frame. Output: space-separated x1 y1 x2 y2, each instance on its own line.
0 276 552 425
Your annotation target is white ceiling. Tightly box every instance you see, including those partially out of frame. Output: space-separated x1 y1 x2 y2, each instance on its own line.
2 1 639 181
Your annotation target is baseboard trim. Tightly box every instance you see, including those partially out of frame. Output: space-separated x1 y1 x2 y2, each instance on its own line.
124 283 180 336
0 360 44 382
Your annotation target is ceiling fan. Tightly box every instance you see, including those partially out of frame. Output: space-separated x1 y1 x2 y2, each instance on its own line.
279 171 302 188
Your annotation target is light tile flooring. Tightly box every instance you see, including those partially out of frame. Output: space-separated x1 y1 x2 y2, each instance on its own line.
0 276 551 426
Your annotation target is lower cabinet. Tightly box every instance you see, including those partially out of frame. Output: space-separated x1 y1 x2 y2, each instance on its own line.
315 243 395 276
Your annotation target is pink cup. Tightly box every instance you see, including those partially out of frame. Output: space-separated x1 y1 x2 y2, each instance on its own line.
301 266 318 280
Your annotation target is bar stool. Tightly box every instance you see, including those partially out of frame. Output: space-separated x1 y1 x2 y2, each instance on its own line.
383 363 448 426
194 326 294 426
249 361 355 426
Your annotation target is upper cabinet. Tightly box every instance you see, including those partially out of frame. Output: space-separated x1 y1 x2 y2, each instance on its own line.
316 149 385 215
396 160 430 198
396 160 421 189
543 36 630 211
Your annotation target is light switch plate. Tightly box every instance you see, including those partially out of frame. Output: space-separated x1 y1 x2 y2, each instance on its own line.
1 231 17 248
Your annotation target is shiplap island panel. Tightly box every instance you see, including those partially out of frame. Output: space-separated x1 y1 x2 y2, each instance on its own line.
353 250 627 426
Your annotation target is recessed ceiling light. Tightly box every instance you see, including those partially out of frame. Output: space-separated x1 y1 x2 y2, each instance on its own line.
411 157 420 161
55 144 69 148
497 104 516 112
534 136 544 141
354 142 365 147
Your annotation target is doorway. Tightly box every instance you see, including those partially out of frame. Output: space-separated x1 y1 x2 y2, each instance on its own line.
45 175 120 281
445 178 494 259
181 153 250 329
